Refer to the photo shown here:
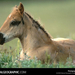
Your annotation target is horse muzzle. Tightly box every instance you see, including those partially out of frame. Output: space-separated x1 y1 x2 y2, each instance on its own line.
0 33 5 45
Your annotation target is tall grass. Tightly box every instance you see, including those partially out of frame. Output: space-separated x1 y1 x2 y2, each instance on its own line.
0 40 75 68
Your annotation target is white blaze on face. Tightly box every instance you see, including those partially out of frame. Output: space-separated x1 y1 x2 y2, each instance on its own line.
9 14 11 18
5 14 11 23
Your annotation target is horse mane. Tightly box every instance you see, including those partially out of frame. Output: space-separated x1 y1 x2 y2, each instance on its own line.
25 12 52 39
13 6 52 40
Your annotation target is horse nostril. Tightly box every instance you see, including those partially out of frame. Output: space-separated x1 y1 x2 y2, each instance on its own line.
0 33 5 45
0 33 3 38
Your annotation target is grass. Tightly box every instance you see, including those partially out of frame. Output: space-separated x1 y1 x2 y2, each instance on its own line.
0 0 75 68
0 40 75 68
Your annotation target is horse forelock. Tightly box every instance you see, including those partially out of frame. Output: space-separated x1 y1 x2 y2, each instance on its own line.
12 6 18 12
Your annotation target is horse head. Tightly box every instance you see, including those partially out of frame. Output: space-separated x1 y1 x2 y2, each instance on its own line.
0 3 25 45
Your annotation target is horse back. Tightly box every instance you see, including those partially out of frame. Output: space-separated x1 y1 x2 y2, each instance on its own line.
52 38 75 63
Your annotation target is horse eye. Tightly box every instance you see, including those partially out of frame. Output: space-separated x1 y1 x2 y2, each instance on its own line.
11 21 16 25
10 20 21 26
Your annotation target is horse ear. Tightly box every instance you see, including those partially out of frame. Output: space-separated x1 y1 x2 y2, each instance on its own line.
18 2 24 15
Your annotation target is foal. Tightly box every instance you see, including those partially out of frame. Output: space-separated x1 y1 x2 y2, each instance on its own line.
0 3 75 64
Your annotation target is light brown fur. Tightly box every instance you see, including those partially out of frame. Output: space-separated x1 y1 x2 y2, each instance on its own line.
0 3 75 64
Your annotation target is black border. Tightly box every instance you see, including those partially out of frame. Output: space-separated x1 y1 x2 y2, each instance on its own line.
0 68 75 75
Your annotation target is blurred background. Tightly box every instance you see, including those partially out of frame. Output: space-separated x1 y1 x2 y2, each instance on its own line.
0 0 75 50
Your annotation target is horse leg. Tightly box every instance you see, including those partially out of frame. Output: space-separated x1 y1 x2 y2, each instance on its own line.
19 50 25 60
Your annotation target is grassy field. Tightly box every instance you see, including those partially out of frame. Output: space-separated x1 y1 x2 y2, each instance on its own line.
0 0 75 68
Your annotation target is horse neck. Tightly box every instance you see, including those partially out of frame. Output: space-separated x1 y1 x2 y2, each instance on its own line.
19 12 52 53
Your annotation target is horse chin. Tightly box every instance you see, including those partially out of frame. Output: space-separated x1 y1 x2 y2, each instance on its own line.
0 38 5 45
4 37 15 43
0 37 14 45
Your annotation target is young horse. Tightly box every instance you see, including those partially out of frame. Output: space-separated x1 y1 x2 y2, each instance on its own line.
0 3 75 64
